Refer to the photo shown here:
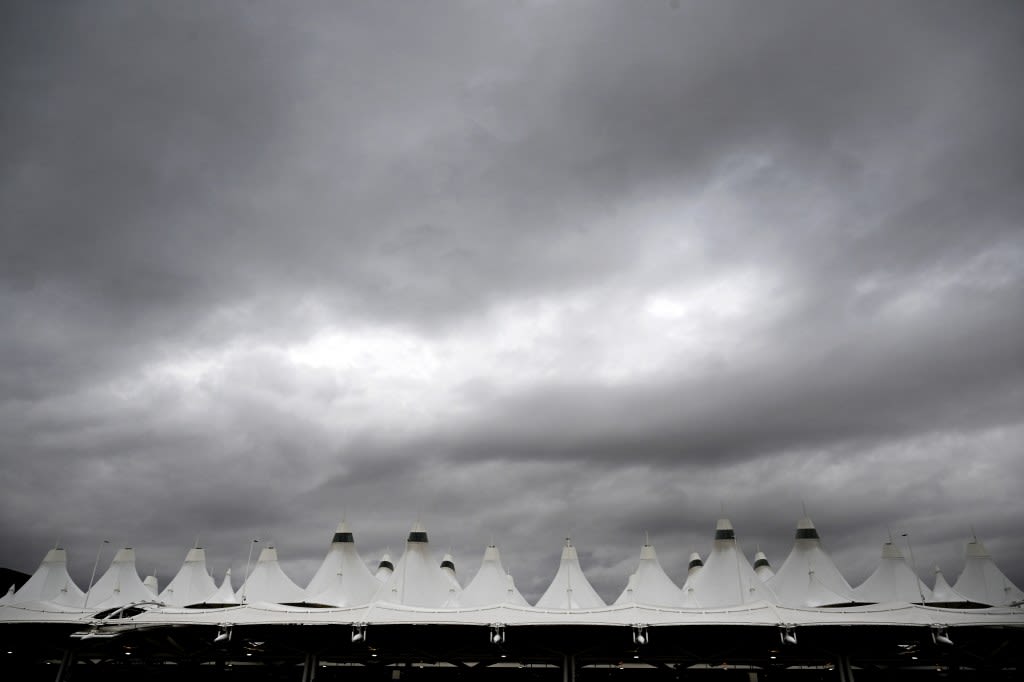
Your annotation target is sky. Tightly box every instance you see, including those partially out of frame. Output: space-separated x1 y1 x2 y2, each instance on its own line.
1 0 1022 603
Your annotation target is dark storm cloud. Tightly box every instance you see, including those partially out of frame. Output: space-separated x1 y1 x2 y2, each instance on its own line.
1 0 1023 601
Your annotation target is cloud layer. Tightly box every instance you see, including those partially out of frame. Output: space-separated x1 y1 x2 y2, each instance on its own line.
2 0 1022 601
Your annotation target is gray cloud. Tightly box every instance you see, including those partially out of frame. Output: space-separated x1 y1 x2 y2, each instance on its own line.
1 0 1023 603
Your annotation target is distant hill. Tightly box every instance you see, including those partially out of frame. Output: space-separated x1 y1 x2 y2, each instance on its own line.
0 567 31 593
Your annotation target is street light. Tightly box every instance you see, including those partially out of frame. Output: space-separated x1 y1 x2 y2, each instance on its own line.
900 532 926 603
241 538 260 603
82 540 110 610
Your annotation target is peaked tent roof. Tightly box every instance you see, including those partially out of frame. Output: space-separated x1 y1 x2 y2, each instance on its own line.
374 553 394 582
535 539 606 610
686 552 704 576
680 552 704 600
753 551 775 581
143 575 158 595
682 519 776 608
305 521 379 606
236 546 305 604
0 585 14 605
12 548 85 607
440 553 462 592
209 569 238 605
159 548 218 607
767 517 855 607
930 566 971 605
376 522 458 607
952 538 1024 606
85 547 156 610
613 543 684 607
853 541 933 604
457 545 529 607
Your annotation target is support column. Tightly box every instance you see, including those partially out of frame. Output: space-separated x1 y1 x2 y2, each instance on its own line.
301 652 319 682
562 654 575 682
54 648 75 682
836 654 855 682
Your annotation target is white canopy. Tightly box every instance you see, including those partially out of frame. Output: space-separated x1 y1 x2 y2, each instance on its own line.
85 547 156 610
159 548 218 607
457 545 529 607
376 522 458 607
952 538 1024 606
209 569 238 605
535 539 606 610
12 548 85 607
853 540 933 604
614 543 684 607
753 551 775 581
143 575 159 595
930 566 971 604
374 553 394 582
440 553 462 593
236 546 305 604
682 519 776 608
0 585 15 605
686 552 703 577
767 517 855 607
305 521 379 606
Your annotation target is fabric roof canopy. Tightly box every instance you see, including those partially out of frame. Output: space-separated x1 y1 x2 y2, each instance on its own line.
236 546 304 604
376 522 458 607
209 569 238 605
85 547 155 610
682 519 776 608
953 538 1024 606
853 540 933 604
305 521 379 607
535 539 605 610
767 517 855 607
158 547 217 607
12 548 85 607
753 550 774 581
457 544 528 607
613 543 684 607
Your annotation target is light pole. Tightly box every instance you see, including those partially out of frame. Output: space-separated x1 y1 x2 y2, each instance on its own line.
82 539 110 610
241 538 260 603
900 532 925 603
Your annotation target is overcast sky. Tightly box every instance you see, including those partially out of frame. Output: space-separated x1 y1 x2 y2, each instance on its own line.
2 0 1022 603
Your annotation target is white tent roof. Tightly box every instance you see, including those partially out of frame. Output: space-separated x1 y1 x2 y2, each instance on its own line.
143 575 158 595
376 522 458 607
853 540 933 604
952 538 1024 606
440 553 462 593
767 517 855 607
236 546 305 604
209 569 238 604
682 519 776 608
374 553 394 582
686 552 703 577
753 551 775 581
930 566 971 604
305 521 379 607
680 551 703 592
457 545 529 607
613 543 684 607
535 539 606 610
0 585 15 605
12 548 85 607
85 547 156 610
159 548 218 607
